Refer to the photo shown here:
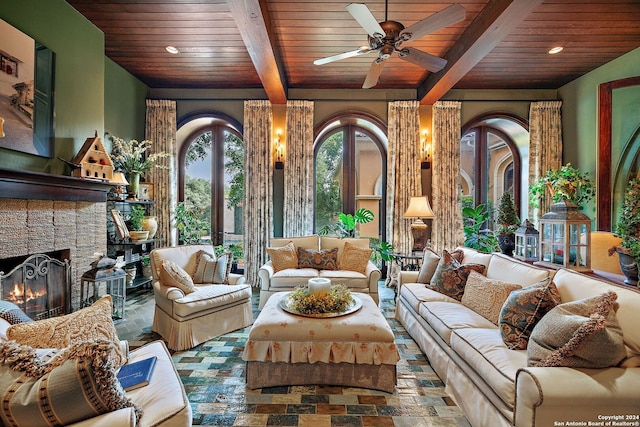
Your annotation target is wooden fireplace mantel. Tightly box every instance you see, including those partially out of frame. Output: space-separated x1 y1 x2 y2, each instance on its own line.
0 168 113 202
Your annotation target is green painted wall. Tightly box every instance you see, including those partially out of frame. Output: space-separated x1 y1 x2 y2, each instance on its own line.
105 57 148 144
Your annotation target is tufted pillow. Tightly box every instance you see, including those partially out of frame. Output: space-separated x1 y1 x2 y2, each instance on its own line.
416 248 440 284
266 241 298 272
339 241 373 274
499 279 561 350
427 250 485 301
297 247 339 270
6 295 127 369
0 300 32 325
527 291 627 368
160 259 196 294
192 250 232 284
0 340 141 426
461 271 521 324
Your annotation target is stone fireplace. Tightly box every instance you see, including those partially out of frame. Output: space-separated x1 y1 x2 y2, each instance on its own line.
0 169 112 312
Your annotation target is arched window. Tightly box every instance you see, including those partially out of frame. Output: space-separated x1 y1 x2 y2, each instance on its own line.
177 116 244 249
313 114 387 242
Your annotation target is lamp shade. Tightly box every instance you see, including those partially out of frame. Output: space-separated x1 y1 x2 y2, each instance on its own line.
404 196 435 219
111 172 129 185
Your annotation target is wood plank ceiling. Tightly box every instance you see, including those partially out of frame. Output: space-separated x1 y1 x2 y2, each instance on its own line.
67 0 640 105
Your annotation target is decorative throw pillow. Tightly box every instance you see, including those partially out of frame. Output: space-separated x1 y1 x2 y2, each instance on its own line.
297 247 339 270
461 271 521 324
160 259 196 294
427 250 485 301
499 279 561 350
417 248 441 284
266 241 298 272
192 250 232 284
339 241 373 274
6 295 127 369
527 291 627 368
0 340 141 426
0 300 32 325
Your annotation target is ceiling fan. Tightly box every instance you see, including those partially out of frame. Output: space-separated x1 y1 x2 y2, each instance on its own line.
314 2 466 88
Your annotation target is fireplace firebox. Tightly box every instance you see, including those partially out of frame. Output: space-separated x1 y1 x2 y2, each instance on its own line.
0 253 71 320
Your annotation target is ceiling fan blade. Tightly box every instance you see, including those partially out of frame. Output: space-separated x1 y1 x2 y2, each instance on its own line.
400 4 466 42
362 59 385 89
314 47 372 65
346 3 385 38
400 47 447 73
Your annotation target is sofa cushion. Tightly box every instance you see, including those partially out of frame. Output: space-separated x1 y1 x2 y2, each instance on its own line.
160 259 196 294
318 269 370 289
416 248 440 284
0 300 32 325
270 268 320 288
486 253 551 285
339 241 372 274
192 250 231 284
399 283 459 313
6 295 127 369
297 247 339 270
173 284 252 318
418 301 495 346
528 291 626 368
320 237 370 259
461 271 521 324
271 235 319 250
458 248 492 269
267 241 299 272
427 250 486 301
499 279 561 350
0 339 140 427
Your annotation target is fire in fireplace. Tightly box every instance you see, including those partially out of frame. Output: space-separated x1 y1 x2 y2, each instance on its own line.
0 252 71 320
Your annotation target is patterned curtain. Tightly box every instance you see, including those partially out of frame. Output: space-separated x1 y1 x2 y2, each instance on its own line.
386 100 421 286
145 99 177 247
283 100 314 237
529 101 563 223
431 101 463 254
243 100 273 287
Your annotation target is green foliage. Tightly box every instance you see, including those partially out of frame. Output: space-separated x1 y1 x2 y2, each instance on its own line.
462 203 499 253
496 192 520 234
315 133 344 231
318 208 375 238
224 133 245 210
369 238 396 266
127 205 145 231
174 201 208 245
614 178 640 260
529 163 595 209
214 242 244 262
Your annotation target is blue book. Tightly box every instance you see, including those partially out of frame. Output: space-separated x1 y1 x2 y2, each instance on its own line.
117 356 157 391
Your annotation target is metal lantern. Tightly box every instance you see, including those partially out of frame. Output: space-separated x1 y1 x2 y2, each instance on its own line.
80 267 127 321
514 219 539 262
537 201 591 271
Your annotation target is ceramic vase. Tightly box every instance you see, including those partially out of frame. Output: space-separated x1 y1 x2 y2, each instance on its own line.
616 248 638 286
129 230 149 242
142 216 158 239
127 173 140 200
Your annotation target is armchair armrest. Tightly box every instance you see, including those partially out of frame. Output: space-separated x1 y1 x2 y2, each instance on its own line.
152 280 185 301
258 261 275 291
515 367 640 427
365 261 381 294
228 273 246 285
399 271 420 288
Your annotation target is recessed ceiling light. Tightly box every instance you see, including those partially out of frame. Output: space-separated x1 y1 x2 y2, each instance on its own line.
548 46 564 55
165 46 180 54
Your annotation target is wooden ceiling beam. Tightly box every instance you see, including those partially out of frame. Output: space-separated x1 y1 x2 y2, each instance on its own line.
226 0 287 104
418 0 544 105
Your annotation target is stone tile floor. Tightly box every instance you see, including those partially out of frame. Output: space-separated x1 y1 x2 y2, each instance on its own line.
116 284 470 427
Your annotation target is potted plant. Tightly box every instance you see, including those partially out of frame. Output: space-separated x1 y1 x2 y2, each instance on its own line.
609 177 640 286
215 242 245 274
529 163 595 210
495 192 520 256
462 202 499 253
127 205 149 241
140 254 153 278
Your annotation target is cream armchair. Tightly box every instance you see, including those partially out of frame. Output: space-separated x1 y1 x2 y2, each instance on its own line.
150 245 253 351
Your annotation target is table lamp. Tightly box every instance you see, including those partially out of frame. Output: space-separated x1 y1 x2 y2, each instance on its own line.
111 172 129 200
404 196 435 252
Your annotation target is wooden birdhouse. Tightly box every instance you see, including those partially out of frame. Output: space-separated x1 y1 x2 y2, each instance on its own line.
72 131 114 181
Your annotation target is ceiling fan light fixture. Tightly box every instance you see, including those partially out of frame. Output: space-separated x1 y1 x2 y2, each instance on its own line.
165 45 180 54
548 46 564 55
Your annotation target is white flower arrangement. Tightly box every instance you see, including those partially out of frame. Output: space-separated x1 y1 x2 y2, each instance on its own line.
110 136 170 175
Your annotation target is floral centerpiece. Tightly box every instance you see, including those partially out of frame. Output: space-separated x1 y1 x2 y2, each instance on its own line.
288 284 354 314
529 163 595 209
109 136 170 198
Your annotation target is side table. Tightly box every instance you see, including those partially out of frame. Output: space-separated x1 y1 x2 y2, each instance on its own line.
386 252 424 288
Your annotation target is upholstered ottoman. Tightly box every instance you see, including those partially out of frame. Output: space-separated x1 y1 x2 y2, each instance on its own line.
242 292 399 392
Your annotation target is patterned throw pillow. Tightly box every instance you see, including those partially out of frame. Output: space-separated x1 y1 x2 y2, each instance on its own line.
461 271 521 324
427 250 485 301
297 247 339 270
339 241 373 274
0 300 32 325
0 340 141 426
192 250 232 284
527 291 626 368
266 241 298 272
160 259 196 294
499 279 561 350
6 295 127 369
416 248 440 284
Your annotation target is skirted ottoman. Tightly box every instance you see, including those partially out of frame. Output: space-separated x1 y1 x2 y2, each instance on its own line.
242 292 400 392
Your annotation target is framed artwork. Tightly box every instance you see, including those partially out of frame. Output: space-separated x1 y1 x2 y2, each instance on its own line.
0 19 55 158
110 209 130 239
138 183 154 201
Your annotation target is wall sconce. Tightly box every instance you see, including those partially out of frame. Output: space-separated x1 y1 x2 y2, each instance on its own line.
274 131 284 169
420 130 431 170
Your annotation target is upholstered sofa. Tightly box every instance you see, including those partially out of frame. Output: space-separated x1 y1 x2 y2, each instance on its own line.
258 235 381 309
0 297 191 427
396 247 640 427
150 244 253 351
